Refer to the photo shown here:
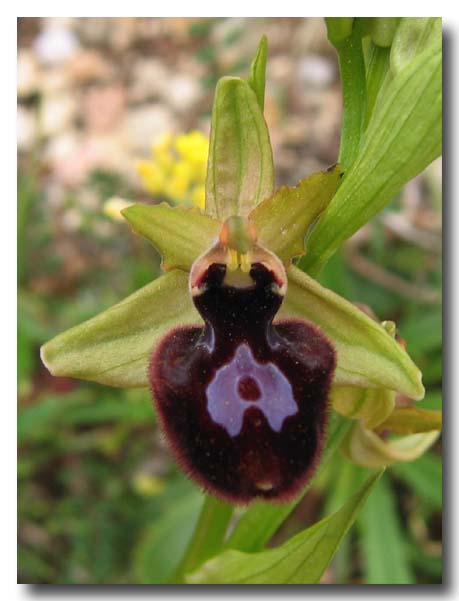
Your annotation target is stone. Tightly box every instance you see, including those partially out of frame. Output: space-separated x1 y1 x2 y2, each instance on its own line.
269 55 295 84
33 21 79 65
40 67 71 95
68 49 114 84
83 85 126 133
166 74 201 113
129 59 169 102
17 50 40 97
122 105 175 153
17 107 37 151
297 54 336 89
41 93 78 137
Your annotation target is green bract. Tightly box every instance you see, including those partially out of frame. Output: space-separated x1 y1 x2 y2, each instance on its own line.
391 17 442 74
303 17 442 275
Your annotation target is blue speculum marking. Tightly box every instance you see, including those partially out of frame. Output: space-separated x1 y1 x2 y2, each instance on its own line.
206 343 298 437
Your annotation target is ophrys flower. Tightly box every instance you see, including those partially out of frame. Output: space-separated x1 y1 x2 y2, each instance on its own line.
41 37 427 504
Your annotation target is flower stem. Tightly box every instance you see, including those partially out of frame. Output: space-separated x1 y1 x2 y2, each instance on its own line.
170 494 233 583
335 24 367 170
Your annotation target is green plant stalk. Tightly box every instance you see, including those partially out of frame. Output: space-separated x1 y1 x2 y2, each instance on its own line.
170 495 233 583
364 43 391 129
335 25 367 169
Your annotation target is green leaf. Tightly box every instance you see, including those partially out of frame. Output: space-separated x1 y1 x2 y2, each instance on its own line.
41 271 200 388
391 452 442 509
205 77 274 220
133 490 203 584
303 38 442 275
417 390 442 411
391 17 442 75
280 266 424 399
248 35 268 110
186 470 383 584
223 413 350 553
18 390 153 444
250 165 343 264
122 203 221 271
406 541 442 581
357 476 414 583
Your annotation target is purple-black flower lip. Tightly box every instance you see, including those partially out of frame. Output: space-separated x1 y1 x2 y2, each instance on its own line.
150 318 336 505
149 261 337 504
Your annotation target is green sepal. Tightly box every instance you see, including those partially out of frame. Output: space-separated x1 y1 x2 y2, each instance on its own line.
332 386 395 429
377 406 442 435
303 37 442 275
40 271 200 388
391 17 442 75
250 165 343 264
122 203 221 271
205 77 274 220
248 35 268 111
342 422 439 468
280 266 424 399
186 470 383 584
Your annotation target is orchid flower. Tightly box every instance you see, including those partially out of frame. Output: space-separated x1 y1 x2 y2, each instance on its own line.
41 32 440 505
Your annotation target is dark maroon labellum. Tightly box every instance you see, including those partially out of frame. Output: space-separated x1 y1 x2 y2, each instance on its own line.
150 262 336 504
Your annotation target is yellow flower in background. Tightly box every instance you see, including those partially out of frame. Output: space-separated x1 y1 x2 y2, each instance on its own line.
137 130 209 210
191 184 206 208
103 196 134 221
132 473 165 497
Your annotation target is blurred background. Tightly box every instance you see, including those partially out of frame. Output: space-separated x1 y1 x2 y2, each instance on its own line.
17 17 442 584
